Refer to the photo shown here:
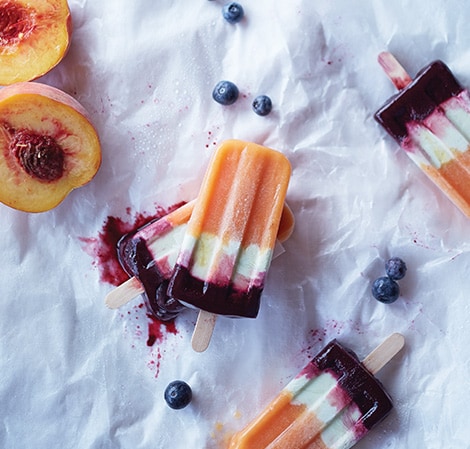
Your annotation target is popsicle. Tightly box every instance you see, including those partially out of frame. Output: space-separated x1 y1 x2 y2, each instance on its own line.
107 199 295 321
167 139 291 318
375 52 470 217
228 333 405 449
115 201 194 321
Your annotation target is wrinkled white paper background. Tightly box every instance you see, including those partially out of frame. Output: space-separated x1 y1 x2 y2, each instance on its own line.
2 0 470 447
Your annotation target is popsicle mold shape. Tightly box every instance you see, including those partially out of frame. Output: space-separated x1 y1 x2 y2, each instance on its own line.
228 333 404 449
375 52 470 217
167 140 291 318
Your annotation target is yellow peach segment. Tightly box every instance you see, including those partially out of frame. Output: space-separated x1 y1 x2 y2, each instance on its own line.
0 81 101 213
0 0 72 85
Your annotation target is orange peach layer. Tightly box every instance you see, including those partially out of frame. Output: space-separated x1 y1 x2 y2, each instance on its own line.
139 200 294 252
229 391 328 449
187 140 291 250
422 149 470 216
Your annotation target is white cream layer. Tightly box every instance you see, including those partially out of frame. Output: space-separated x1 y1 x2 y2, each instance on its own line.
406 91 470 169
147 223 187 277
177 232 273 289
285 371 364 449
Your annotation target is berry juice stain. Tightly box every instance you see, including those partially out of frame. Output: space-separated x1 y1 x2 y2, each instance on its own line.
146 310 178 378
147 313 178 347
80 204 180 287
80 203 184 352
205 129 219 149
303 320 364 359
121 303 180 378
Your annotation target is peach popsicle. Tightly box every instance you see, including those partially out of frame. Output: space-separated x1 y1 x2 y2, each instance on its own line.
107 199 294 321
375 52 470 217
228 333 405 449
167 140 291 318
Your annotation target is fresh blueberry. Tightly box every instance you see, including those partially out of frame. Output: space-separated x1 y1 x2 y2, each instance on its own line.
371 276 400 304
252 95 272 116
212 80 239 105
222 2 244 24
164 380 192 410
385 257 407 280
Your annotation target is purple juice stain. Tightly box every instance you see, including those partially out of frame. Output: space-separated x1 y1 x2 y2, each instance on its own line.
80 203 185 345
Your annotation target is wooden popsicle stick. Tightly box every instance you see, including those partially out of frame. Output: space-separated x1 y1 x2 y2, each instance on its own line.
362 333 405 375
105 276 144 309
191 310 217 352
378 51 412 90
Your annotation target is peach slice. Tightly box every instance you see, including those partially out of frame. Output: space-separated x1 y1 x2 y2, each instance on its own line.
0 82 101 213
0 0 72 85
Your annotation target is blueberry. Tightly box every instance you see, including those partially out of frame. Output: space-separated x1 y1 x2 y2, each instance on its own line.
385 257 407 280
164 380 192 410
212 80 239 105
252 95 272 116
371 276 400 304
222 2 244 24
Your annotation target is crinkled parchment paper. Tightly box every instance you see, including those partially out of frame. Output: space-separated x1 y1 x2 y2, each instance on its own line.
2 0 470 447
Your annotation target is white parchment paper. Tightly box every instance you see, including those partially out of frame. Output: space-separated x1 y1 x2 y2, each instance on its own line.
2 0 470 447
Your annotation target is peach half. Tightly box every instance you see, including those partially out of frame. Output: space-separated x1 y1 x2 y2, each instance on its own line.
0 0 72 85
0 82 101 213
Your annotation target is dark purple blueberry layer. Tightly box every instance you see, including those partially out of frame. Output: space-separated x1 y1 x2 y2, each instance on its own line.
117 232 185 321
375 60 464 143
311 340 393 430
167 264 262 318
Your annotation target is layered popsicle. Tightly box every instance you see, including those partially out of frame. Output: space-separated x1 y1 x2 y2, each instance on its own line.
116 201 194 320
375 52 470 217
113 198 295 320
228 334 404 449
167 139 291 318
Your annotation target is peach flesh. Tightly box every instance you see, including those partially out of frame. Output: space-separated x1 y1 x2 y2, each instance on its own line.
0 0 72 85
0 82 101 213
0 4 31 45
0 3 32 45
